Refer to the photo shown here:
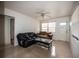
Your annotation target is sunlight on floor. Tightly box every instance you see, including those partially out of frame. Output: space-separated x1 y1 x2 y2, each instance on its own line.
51 46 56 57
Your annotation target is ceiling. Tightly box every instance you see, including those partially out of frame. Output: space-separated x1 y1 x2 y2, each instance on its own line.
5 1 76 20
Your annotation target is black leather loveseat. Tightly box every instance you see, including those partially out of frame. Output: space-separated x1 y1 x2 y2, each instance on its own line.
17 32 38 48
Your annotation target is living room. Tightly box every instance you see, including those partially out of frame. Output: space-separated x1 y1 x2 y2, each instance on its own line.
0 1 79 58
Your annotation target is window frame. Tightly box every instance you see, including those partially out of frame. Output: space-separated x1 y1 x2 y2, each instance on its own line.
41 22 56 32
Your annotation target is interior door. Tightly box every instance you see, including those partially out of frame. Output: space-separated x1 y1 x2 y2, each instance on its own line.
5 16 14 46
58 22 67 41
55 19 70 41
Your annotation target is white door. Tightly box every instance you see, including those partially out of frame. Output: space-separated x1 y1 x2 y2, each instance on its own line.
5 16 10 45
58 22 67 41
55 19 70 41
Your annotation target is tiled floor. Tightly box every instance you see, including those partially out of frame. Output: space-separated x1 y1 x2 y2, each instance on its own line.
1 40 72 58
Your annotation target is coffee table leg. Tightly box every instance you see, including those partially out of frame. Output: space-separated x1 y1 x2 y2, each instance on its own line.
48 42 52 50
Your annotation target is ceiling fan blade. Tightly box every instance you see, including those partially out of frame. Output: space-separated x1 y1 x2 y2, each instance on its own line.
47 14 52 17
36 10 50 14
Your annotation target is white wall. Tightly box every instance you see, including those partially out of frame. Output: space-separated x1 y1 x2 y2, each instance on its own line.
41 16 70 42
70 6 79 58
5 8 40 46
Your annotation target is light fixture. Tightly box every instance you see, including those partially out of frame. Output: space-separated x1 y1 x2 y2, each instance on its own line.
40 12 46 20
36 10 50 20
60 23 66 26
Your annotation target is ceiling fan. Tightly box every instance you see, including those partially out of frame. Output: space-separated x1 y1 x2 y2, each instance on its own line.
36 10 52 20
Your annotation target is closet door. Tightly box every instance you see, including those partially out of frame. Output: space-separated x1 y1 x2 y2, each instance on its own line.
0 15 5 57
0 15 5 46
0 2 5 57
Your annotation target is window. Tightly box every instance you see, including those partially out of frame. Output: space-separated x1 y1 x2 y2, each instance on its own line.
41 22 56 32
41 23 48 32
48 22 56 32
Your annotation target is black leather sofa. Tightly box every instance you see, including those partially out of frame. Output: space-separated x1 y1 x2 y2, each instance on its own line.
17 32 38 48
17 32 53 50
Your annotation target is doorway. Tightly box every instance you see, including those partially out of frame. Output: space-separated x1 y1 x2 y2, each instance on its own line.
5 15 15 46
10 18 15 46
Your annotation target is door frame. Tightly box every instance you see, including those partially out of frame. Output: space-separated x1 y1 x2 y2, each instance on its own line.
5 15 15 46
